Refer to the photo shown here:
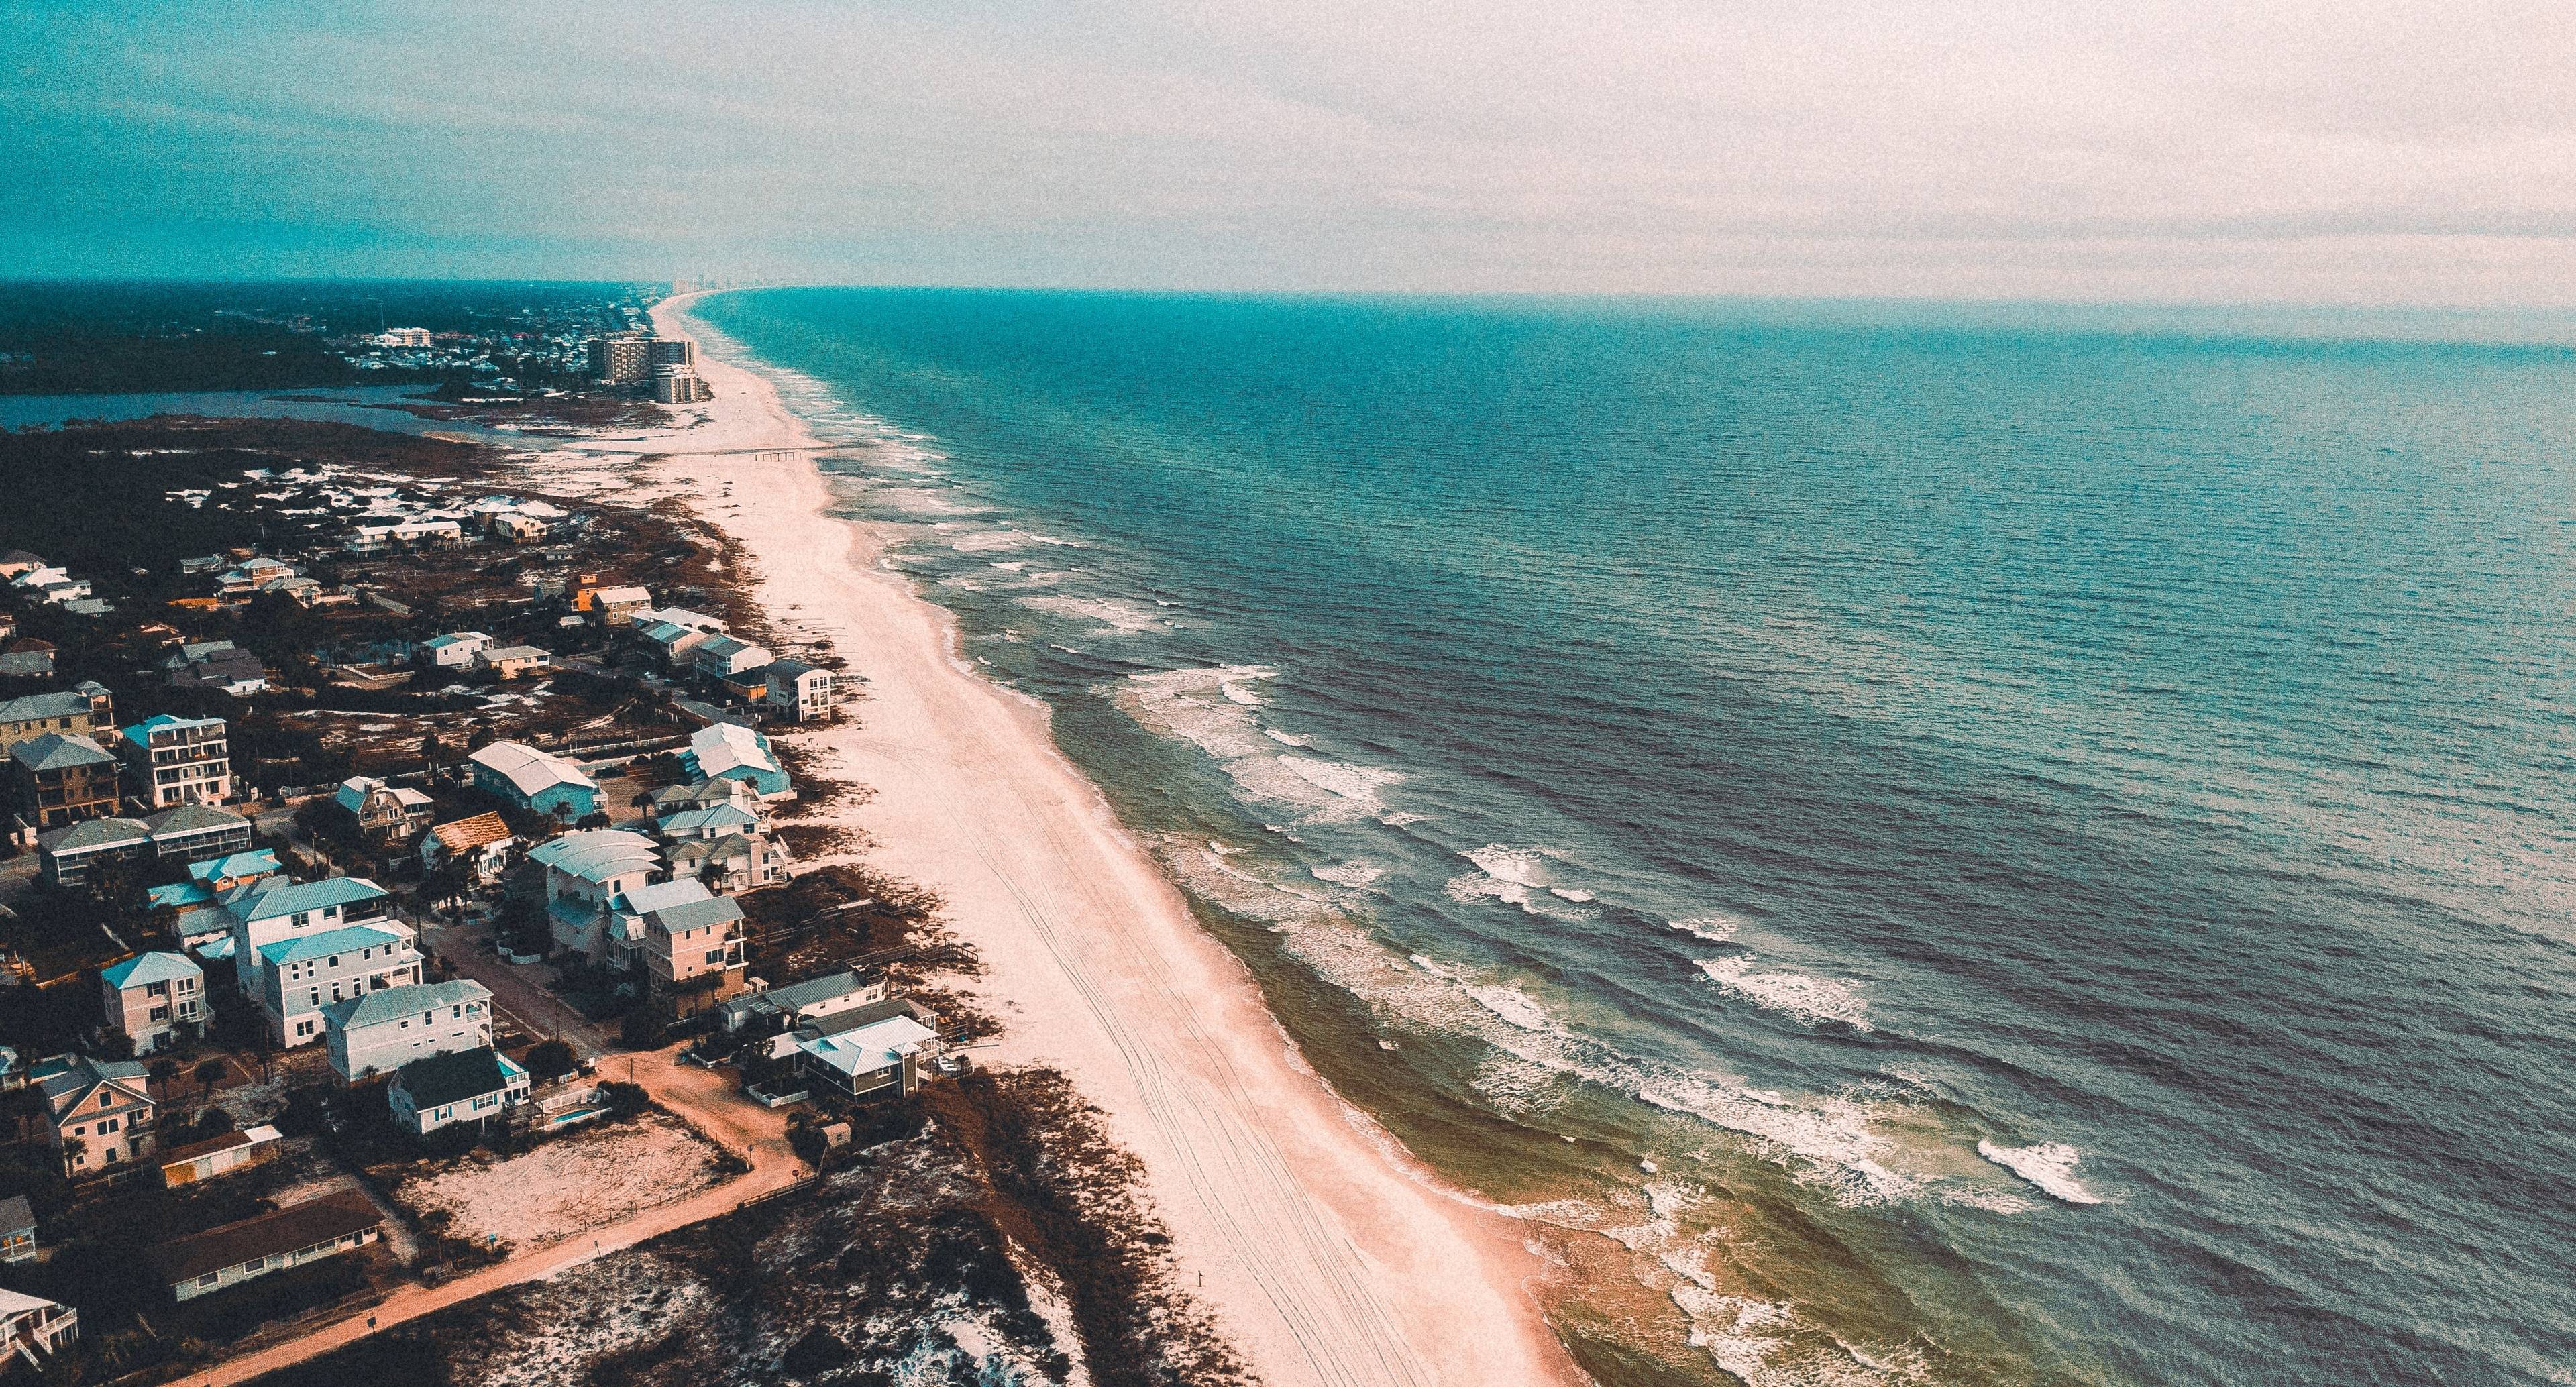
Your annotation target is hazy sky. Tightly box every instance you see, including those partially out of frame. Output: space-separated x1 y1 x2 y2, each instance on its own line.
7 1 2573 304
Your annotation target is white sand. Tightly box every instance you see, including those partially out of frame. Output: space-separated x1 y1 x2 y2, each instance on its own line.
397 1111 726 1250
504 293 1578 1387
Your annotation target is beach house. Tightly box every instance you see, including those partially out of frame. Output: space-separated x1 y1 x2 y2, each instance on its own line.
40 1055 156 1174
420 811 517 885
719 969 885 1058
421 631 492 669
163 646 270 696
388 1047 531 1135
8 732 120 834
0 1289 78 1364
643 891 746 1011
761 659 839 722
100 951 206 1052
221 874 394 993
688 634 773 681
333 775 436 845
667 829 792 894
0 684 115 761
151 1192 381 1302
324 978 494 1083
466 740 600 820
794 999 941 1101
117 713 232 808
475 643 552 679
679 722 792 800
529 828 663 960
256 922 422 1046
36 803 253 887
0 1195 35 1263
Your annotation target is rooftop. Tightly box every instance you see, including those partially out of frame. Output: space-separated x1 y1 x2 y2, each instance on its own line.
149 1192 380 1286
102 950 200 989
256 923 408 967
9 732 113 773
527 828 659 884
428 812 513 854
466 740 598 798
322 978 490 1031
225 874 389 922
393 1046 525 1110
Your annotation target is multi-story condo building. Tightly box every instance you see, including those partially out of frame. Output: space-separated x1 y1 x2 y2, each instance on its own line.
588 331 653 385
647 337 696 369
117 714 231 809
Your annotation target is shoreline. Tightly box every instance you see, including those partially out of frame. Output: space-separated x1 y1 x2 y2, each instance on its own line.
563 292 1582 1387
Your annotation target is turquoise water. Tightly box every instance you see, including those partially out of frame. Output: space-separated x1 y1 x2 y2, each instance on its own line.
695 289 2576 1387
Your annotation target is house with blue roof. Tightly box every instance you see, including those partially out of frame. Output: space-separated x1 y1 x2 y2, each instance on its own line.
678 723 792 801
189 849 279 891
221 875 393 995
99 952 205 1053
256 923 422 1046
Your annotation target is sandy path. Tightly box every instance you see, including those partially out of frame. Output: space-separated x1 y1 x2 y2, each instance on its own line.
589 294 1578 1387
182 1044 801 1387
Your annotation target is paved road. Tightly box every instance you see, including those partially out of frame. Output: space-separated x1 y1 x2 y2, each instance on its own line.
420 918 611 1059
177 1003 798 1386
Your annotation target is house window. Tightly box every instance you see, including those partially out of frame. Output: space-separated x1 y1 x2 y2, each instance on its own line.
197 1272 219 1288
241 1258 263 1274
97 1093 111 1109
150 1005 171 1023
295 1019 315 1038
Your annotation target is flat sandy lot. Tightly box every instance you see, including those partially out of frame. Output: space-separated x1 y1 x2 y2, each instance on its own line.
394 1111 725 1250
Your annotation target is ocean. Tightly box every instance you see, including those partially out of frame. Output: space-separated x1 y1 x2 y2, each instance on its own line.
690 289 2576 1387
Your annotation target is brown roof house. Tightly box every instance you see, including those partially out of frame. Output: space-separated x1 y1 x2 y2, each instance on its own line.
419 812 517 886
150 1191 381 1302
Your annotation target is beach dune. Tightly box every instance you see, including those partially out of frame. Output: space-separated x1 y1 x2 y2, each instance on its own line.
585 294 1580 1387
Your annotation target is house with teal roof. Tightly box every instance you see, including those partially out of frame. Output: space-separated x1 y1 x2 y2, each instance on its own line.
256 923 421 1046
678 723 792 801
99 952 205 1053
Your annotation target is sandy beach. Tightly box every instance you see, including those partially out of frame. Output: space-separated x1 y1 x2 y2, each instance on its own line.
521 293 1580 1387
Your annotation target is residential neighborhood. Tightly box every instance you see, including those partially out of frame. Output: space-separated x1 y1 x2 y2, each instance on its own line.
0 412 963 1386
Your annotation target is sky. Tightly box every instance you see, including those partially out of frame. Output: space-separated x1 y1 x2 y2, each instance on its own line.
5 0 2574 305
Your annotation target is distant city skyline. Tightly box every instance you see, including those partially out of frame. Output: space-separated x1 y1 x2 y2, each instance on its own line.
6 0 2574 307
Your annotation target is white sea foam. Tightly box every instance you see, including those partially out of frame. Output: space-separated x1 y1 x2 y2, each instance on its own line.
1670 915 1745 944
1277 756 1403 818
1309 861 1384 890
1219 681 1263 705
1446 845 1589 913
1019 594 1168 634
1264 729 1313 747
1977 1140 2103 1205
1697 956 1872 1031
1469 985 1553 1032
949 530 1035 553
